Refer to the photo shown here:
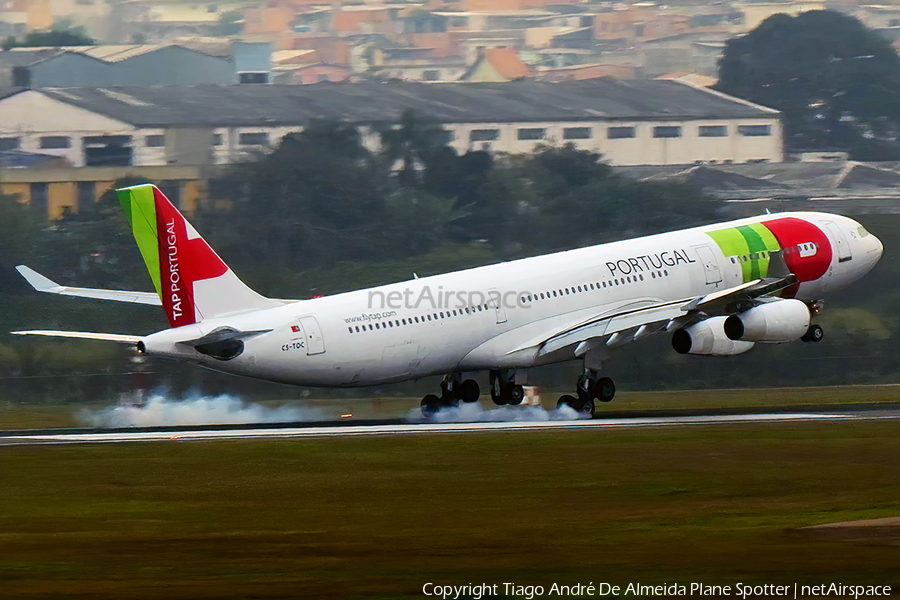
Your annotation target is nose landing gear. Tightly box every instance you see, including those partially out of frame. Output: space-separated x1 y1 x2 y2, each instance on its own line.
801 323 824 342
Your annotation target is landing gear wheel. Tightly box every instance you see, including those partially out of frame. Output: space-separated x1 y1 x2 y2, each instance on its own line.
592 377 615 403
440 393 459 409
508 385 525 406
576 397 596 417
421 394 442 418
458 379 480 403
491 389 506 405
557 395 577 411
802 324 824 343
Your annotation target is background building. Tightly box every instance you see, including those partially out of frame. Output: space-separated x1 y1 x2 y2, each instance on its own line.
0 78 783 217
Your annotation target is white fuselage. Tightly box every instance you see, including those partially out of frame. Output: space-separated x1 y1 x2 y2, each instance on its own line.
141 212 882 387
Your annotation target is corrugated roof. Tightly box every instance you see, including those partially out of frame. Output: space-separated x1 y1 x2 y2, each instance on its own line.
37 79 779 128
0 44 224 67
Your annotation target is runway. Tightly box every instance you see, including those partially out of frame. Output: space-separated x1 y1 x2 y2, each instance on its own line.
1 408 897 445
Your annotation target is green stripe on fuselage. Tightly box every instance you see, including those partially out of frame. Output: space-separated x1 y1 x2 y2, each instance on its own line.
117 185 162 297
707 222 781 282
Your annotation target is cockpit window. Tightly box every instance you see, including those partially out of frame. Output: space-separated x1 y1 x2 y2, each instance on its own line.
858 225 870 238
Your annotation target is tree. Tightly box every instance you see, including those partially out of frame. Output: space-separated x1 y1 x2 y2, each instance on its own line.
716 10 900 157
376 108 453 187
7 21 94 48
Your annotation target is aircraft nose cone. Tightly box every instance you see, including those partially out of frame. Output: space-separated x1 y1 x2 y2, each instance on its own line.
872 235 884 260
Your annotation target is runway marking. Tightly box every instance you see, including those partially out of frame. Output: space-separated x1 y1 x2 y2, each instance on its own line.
0 412 886 446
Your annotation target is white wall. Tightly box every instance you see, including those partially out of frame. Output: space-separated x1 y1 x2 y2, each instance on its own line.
0 91 135 167
442 118 782 165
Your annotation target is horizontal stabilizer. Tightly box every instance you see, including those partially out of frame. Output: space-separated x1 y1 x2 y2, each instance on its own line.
16 266 162 306
10 330 142 344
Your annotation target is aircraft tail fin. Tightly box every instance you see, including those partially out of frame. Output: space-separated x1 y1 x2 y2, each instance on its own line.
116 184 281 328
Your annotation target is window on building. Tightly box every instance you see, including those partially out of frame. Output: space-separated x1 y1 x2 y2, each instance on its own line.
450 17 467 27
563 127 592 140
39 136 71 149
738 125 772 137
423 70 440 81
239 132 269 146
30 183 48 217
83 135 133 167
0 137 20 151
145 135 165 147
607 126 635 139
699 125 727 137
212 133 224 146
653 126 682 138
469 129 499 142
76 181 96 214
517 128 545 141
239 72 269 84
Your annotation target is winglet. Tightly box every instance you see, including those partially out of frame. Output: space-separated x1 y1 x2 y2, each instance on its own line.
15 265 63 293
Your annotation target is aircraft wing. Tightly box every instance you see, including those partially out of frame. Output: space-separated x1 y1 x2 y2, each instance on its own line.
10 330 142 343
16 265 161 306
521 274 799 358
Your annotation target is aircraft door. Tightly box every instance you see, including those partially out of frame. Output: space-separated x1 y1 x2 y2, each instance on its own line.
487 288 507 324
823 221 852 262
694 245 722 285
297 315 325 355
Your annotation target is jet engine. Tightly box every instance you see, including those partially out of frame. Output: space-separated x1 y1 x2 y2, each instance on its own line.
723 299 810 343
672 316 755 356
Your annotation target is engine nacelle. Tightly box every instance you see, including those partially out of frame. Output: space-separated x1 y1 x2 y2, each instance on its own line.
672 316 755 356
724 299 811 343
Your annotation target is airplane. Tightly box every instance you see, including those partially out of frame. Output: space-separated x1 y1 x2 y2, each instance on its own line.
12 184 883 417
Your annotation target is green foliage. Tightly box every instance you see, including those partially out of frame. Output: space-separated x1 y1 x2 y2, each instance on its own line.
0 193 41 266
716 10 900 158
376 108 451 187
6 22 94 48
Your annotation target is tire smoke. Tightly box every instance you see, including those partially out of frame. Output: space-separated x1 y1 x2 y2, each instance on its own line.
81 393 328 427
409 401 583 423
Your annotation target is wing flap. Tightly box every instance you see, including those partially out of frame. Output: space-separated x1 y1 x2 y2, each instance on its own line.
539 300 689 356
16 265 162 306
523 275 799 357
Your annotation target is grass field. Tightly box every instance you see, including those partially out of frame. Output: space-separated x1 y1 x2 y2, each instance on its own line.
1 419 899 599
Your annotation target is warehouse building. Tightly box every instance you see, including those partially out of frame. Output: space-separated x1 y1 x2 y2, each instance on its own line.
0 78 782 217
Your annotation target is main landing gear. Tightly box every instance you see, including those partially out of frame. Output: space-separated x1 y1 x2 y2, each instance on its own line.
556 372 615 417
420 374 480 418
490 369 524 406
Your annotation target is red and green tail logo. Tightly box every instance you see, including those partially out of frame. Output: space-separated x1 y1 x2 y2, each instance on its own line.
117 184 228 328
